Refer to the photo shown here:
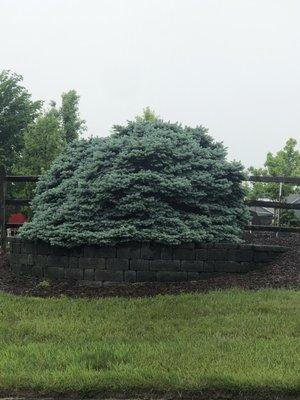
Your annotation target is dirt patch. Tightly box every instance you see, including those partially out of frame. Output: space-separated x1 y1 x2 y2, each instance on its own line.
0 233 299 298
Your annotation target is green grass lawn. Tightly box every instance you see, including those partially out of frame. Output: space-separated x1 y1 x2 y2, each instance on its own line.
0 289 299 397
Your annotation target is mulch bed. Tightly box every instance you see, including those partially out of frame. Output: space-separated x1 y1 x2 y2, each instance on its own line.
0 233 299 298
0 389 298 400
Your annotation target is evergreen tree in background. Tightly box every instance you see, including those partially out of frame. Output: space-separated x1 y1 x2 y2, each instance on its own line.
0 70 42 170
21 120 248 247
60 90 86 143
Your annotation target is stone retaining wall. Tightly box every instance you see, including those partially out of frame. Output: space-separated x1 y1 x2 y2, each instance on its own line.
9 238 287 285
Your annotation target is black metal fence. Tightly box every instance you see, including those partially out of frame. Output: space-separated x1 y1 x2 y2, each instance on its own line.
1 165 299 249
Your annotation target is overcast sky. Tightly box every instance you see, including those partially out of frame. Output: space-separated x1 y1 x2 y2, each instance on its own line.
1 0 299 167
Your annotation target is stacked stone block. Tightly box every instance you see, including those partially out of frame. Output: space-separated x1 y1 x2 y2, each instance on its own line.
9 238 287 285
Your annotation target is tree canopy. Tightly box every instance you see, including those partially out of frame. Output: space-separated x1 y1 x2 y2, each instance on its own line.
17 104 66 175
0 70 42 170
135 107 158 122
60 90 86 143
246 138 300 227
247 138 300 200
20 120 248 247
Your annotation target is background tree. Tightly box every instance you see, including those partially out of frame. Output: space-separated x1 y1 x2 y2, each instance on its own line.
18 103 66 175
0 70 42 171
60 90 85 143
247 138 300 200
135 107 158 122
12 103 66 206
247 138 300 227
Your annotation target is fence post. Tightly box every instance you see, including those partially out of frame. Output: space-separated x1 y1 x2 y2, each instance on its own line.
0 165 7 251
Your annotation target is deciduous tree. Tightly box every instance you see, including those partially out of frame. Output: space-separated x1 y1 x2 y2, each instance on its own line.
248 138 300 200
18 103 66 175
0 70 42 170
60 90 85 143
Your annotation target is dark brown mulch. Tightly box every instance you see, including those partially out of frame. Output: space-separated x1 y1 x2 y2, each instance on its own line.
0 233 299 299
0 388 298 400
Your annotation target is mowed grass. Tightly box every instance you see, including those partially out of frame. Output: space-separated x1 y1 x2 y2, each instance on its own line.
0 289 299 396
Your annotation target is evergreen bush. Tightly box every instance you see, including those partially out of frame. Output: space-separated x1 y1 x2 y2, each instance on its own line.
20 120 249 247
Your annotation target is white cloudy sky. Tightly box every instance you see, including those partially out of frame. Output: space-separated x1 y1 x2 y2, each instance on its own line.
1 0 299 167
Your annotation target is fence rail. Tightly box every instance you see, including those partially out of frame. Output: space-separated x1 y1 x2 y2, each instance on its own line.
246 175 300 184
6 199 31 206
5 175 39 183
245 225 300 233
1 168 299 248
244 199 300 210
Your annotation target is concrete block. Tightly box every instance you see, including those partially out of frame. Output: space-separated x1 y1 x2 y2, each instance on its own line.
69 247 84 257
69 256 79 268
181 260 204 271
35 255 47 268
27 254 34 266
136 271 157 282
240 244 255 250
11 260 21 274
51 246 69 256
228 250 253 262
253 245 271 251
46 255 68 268
157 271 187 282
214 261 242 272
207 249 228 261
84 246 116 258
106 258 129 270
188 272 200 280
141 242 161 259
214 243 239 250
9 254 20 270
195 249 208 260
203 261 215 272
161 246 173 260
197 243 214 249
66 268 83 280
19 254 29 266
117 243 141 259
78 280 102 288
173 246 195 260
12 242 22 254
31 266 44 278
84 268 95 280
45 267 65 279
19 265 32 275
254 252 270 262
269 246 288 253
197 272 217 279
22 241 36 254
124 270 137 282
150 259 180 271
130 259 150 271
95 270 123 282
37 242 51 255
240 262 254 272
78 257 105 269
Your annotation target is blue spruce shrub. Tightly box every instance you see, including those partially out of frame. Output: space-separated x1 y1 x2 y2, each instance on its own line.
20 120 249 247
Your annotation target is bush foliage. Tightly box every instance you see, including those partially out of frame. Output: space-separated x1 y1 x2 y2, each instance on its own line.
20 120 248 247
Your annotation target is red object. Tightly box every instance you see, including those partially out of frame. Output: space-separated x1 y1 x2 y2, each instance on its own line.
8 213 27 225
